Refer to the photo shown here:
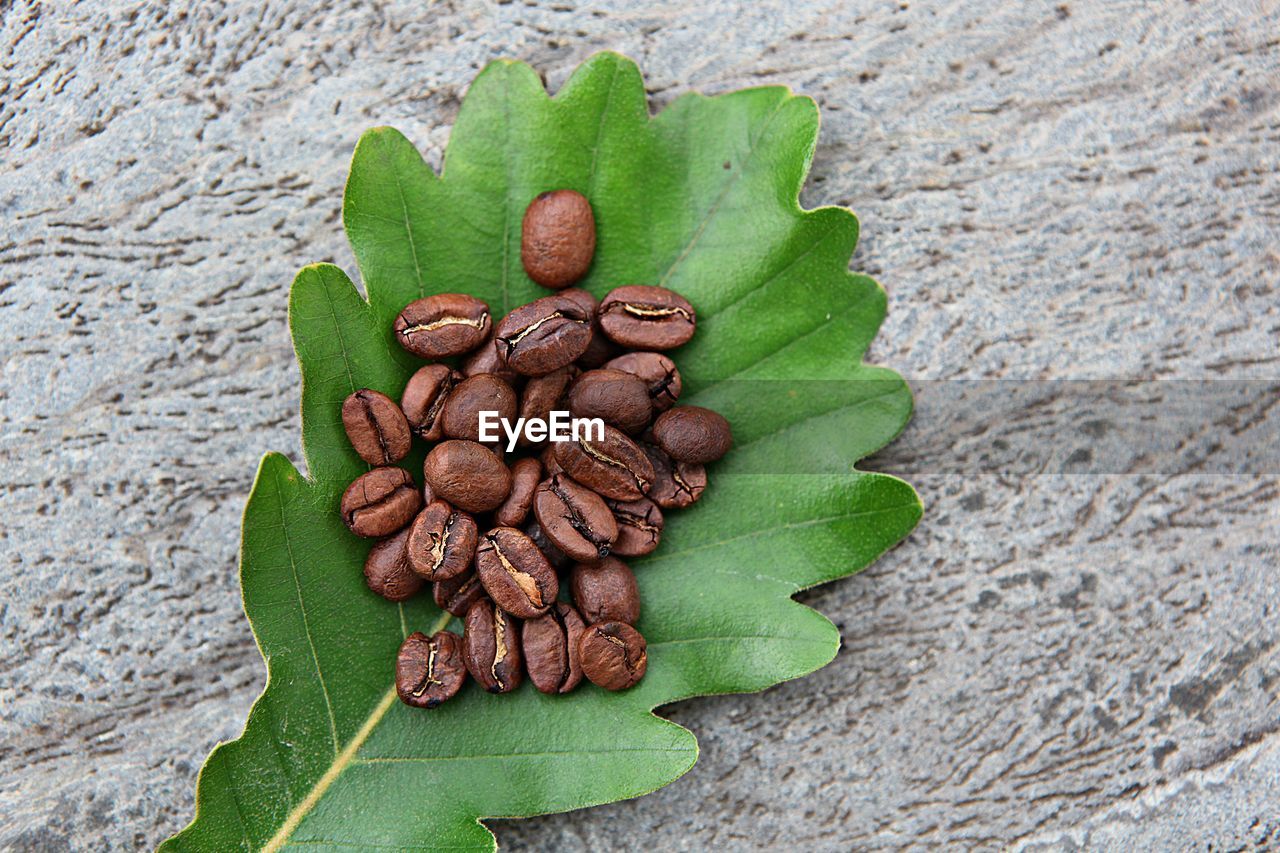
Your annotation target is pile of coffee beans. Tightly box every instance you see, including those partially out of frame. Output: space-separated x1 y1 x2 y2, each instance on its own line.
336 189 732 708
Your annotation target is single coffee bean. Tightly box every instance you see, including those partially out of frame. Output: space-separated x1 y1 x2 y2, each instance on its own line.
341 466 423 538
475 527 559 619
652 405 733 464
364 527 424 602
521 189 595 288
396 630 466 708
463 599 523 693
568 368 652 435
522 602 586 694
598 285 695 350
406 500 477 581
579 621 647 690
342 389 412 465
562 288 616 368
460 329 521 384
433 571 486 617
540 444 564 478
495 294 592 376
553 424 655 501
532 473 618 563
603 352 682 413
400 364 461 442
525 520 570 569
394 293 491 359
495 457 542 528
570 557 640 625
517 366 574 445
607 497 664 557
440 374 517 444
423 440 512 513
640 441 706 509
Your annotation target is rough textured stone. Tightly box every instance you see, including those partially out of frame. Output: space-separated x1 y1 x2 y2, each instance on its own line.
1 0 1277 849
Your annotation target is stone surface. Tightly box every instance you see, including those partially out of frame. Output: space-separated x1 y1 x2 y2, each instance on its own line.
1 0 1277 849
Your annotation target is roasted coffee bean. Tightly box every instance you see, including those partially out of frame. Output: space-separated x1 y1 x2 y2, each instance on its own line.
394 293 491 359
525 521 570 569
598 285 695 350
364 527 424 602
433 571 486 617
396 630 466 708
568 368 652 435
475 527 559 619
553 424 655 501
400 364 461 442
652 405 733 464
607 497 664 557
423 440 512 512
639 440 706 509
603 352 682 413
342 389 412 465
562 288 616 368
440 374 517 444
517 367 574 445
522 602 586 694
460 329 521 384
495 457 541 528
463 599 523 693
495 294 592 376
533 473 617 563
579 621 647 690
570 557 640 625
341 466 423 538
540 444 564 478
521 190 595 289
406 500 477 581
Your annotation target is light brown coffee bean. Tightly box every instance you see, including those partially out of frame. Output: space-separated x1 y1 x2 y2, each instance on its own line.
364 527 423 602
396 630 466 709
440 374 517 444
406 500 477 581
568 368 652 435
463 599 523 693
475 527 559 619
423 440 512 512
652 405 733 464
495 294 593 376
603 352 682 413
532 473 617 563
494 457 542 528
579 621 647 690
553 423 655 501
598 285 695 350
522 602 586 694
340 466 423 538
570 556 640 625
394 293 491 359
521 190 595 288
400 364 461 442
342 389 412 465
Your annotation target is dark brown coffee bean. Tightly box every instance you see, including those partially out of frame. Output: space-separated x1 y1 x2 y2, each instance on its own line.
406 500 477 581
522 602 586 694
553 424 655 501
495 294 592 376
521 190 595 289
568 368 652 435
533 473 617 563
396 630 466 708
607 497 664 557
579 621 647 690
540 444 564 478
604 352 682 413
423 440 512 512
364 527 423 601
440 374 517 444
463 599 523 693
400 364 461 442
598 285 695 350
460 329 521 384
341 466 423 538
342 389 412 465
562 288 616 368
433 571 486 617
570 557 640 625
652 405 733 464
475 527 559 619
525 521 570 569
517 367 574 446
394 293 492 359
640 441 706 509
495 457 541 527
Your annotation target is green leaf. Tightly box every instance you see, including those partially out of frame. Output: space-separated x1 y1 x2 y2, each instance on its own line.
164 53 920 851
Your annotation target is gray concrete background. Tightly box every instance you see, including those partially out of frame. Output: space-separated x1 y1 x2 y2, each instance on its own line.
2 0 1278 849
